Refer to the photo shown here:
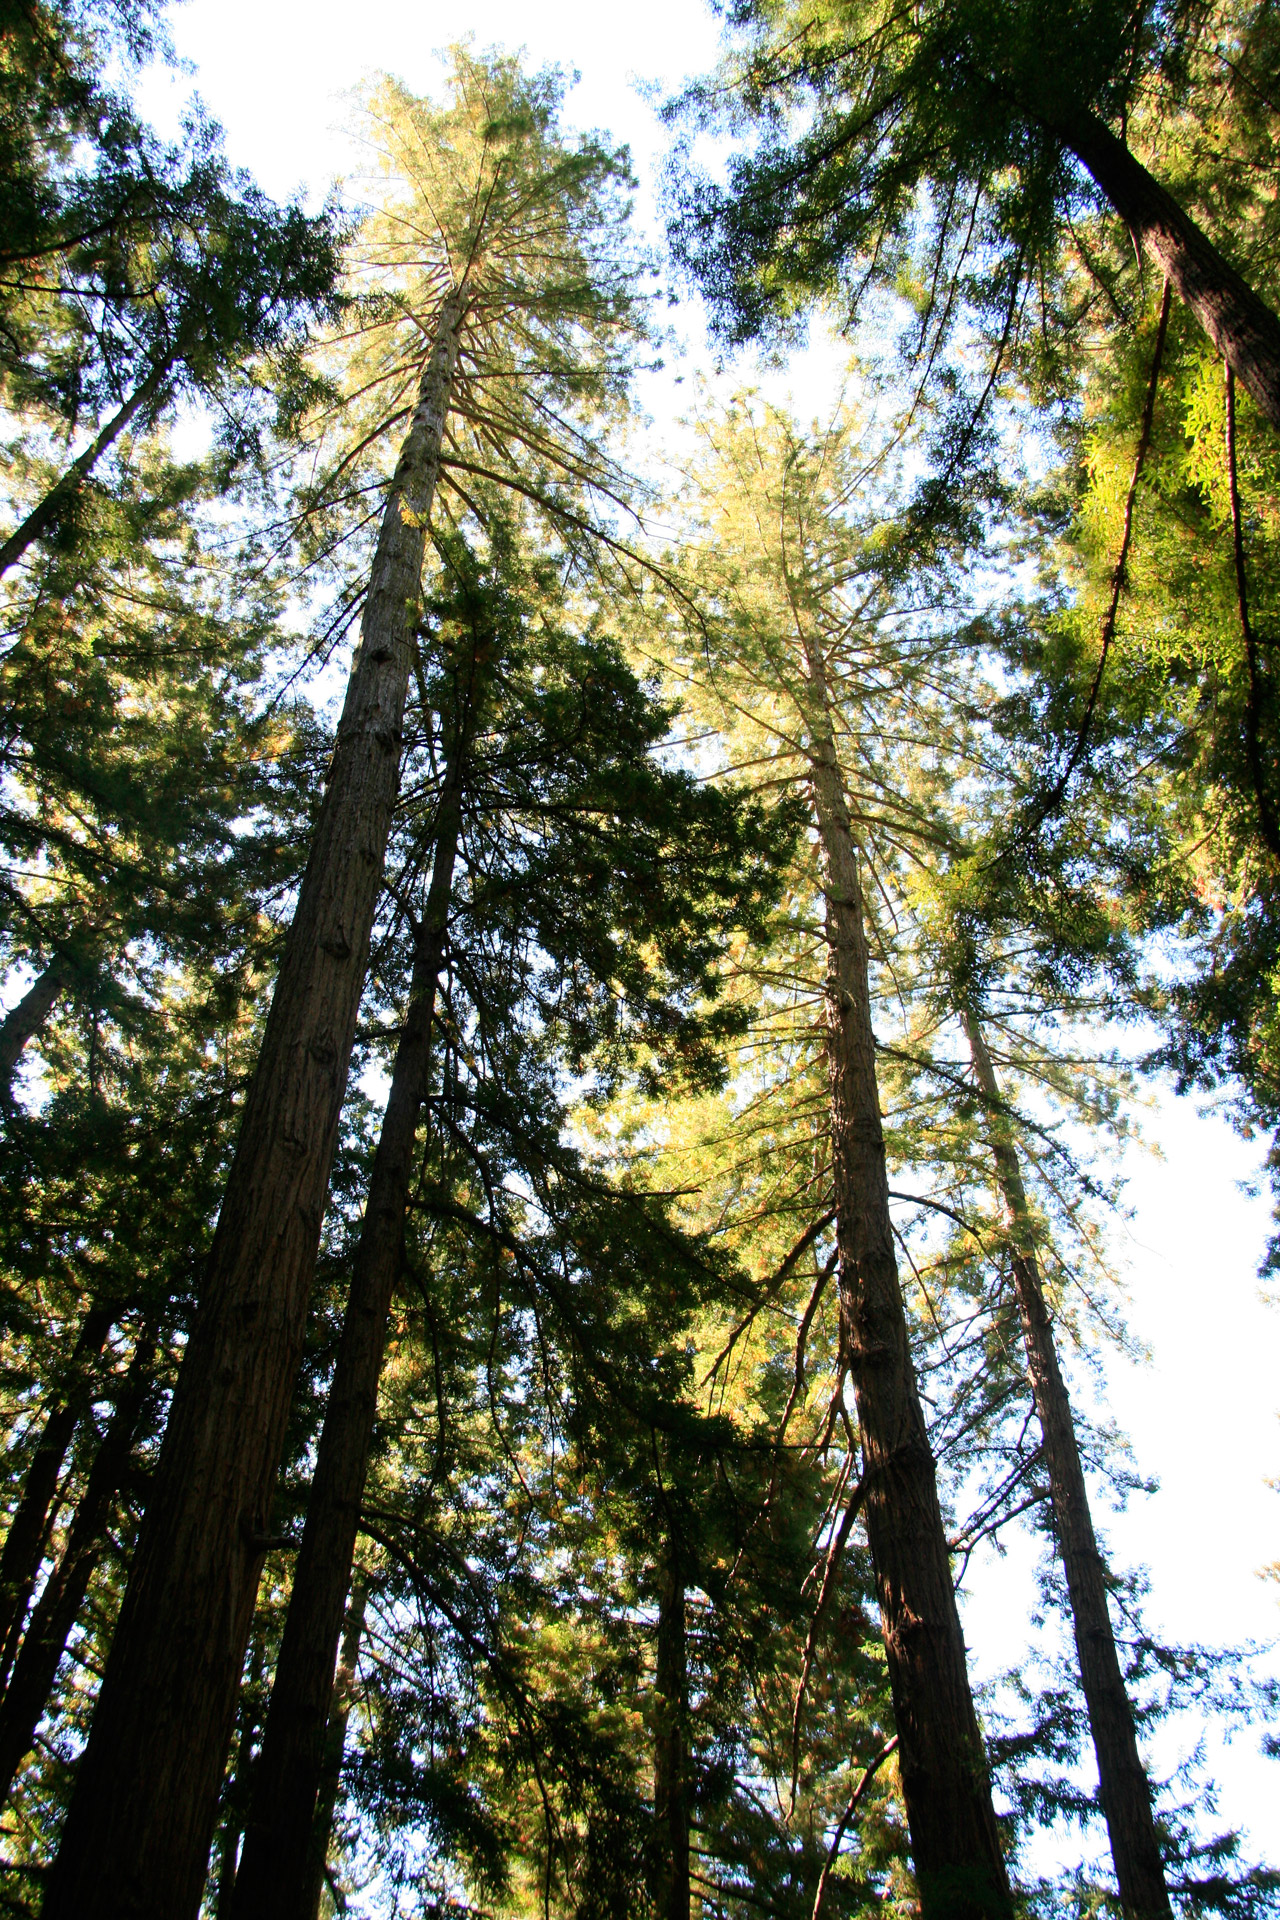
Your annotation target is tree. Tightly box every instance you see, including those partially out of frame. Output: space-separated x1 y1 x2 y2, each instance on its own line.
636 395 1017 1916
666 0 1280 425
0 0 341 578
226 506 794 1915
42 55 655 1916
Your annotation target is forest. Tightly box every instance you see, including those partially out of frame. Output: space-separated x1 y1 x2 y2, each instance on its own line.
1 0 1279 1913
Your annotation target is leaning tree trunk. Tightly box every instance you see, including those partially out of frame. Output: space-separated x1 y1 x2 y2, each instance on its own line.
42 289 467 1920
298 1580 368 1920
230 638 483 1920
800 640 1011 1920
0 1302 112 1687
1038 99 1280 430
0 359 172 577
653 1533 690 1920
0 957 67 1103
962 1012 1172 1920
0 1330 155 1804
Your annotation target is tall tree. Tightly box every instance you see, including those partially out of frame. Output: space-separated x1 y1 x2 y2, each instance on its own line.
229 509 794 1916
666 0 1280 424
644 400 1013 1916
43 58 651 1915
960 1008 1170 1919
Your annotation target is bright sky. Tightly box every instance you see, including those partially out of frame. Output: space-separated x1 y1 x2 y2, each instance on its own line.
142 0 1280 1872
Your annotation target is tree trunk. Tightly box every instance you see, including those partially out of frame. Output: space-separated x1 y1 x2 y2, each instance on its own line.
800 641 1011 1919
653 1535 690 1920
42 290 467 1920
0 958 67 1103
962 1013 1172 1920
299 1580 368 1920
214 1624 270 1920
1046 102 1280 431
230 640 482 1920
0 1331 155 1805
0 359 172 577
0 1303 113 1687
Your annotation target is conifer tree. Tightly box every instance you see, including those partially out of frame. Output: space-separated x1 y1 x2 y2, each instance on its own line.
43 50 653 1918
0 0 341 579
638 397 1015 1916
666 0 1280 427
223 489 794 1913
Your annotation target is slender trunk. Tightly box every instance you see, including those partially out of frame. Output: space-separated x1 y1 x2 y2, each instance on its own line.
1045 102 1280 431
0 1303 113 1687
653 1536 690 1920
0 958 66 1103
962 1014 1172 1920
43 291 466 1920
230 650 481 1920
299 1581 368 1920
0 360 172 576
0 1332 155 1804
800 643 1010 1919
214 1627 270 1920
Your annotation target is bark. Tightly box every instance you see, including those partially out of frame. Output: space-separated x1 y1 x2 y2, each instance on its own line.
0 360 172 577
213 1627 270 1920
42 290 466 1920
1045 102 1280 431
298 1581 368 1920
653 1536 690 1920
0 958 66 1104
800 641 1011 1919
0 1303 113 1688
962 1014 1172 1920
0 1332 155 1805
230 649 481 1920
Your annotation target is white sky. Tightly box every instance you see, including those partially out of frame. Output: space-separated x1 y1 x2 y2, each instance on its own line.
141 0 1280 1873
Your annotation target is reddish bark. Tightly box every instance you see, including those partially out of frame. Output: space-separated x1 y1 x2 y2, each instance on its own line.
42 291 466 1920
230 638 481 1920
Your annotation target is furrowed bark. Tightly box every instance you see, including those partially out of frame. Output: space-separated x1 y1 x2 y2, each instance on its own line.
42 290 466 1920
801 641 1011 1919
653 1535 690 1920
0 360 172 577
0 958 67 1104
0 1303 113 1688
962 1013 1172 1920
1046 103 1280 430
0 1331 155 1805
230 648 480 1920
299 1580 368 1920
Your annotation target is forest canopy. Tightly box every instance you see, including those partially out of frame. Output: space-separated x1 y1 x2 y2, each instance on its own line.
0 4 1277 1919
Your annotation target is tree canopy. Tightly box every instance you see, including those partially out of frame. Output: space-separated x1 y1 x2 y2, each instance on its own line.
0 17 1277 1920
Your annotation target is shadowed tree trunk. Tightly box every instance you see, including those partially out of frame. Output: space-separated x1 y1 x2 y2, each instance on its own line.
653 1533 690 1920
230 628 483 1920
299 1580 368 1920
800 635 1011 1920
0 1330 155 1804
42 288 467 1920
0 1303 113 1688
1031 97 1280 429
213 1621 270 1919
0 958 67 1103
0 359 172 577
962 1011 1172 1920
